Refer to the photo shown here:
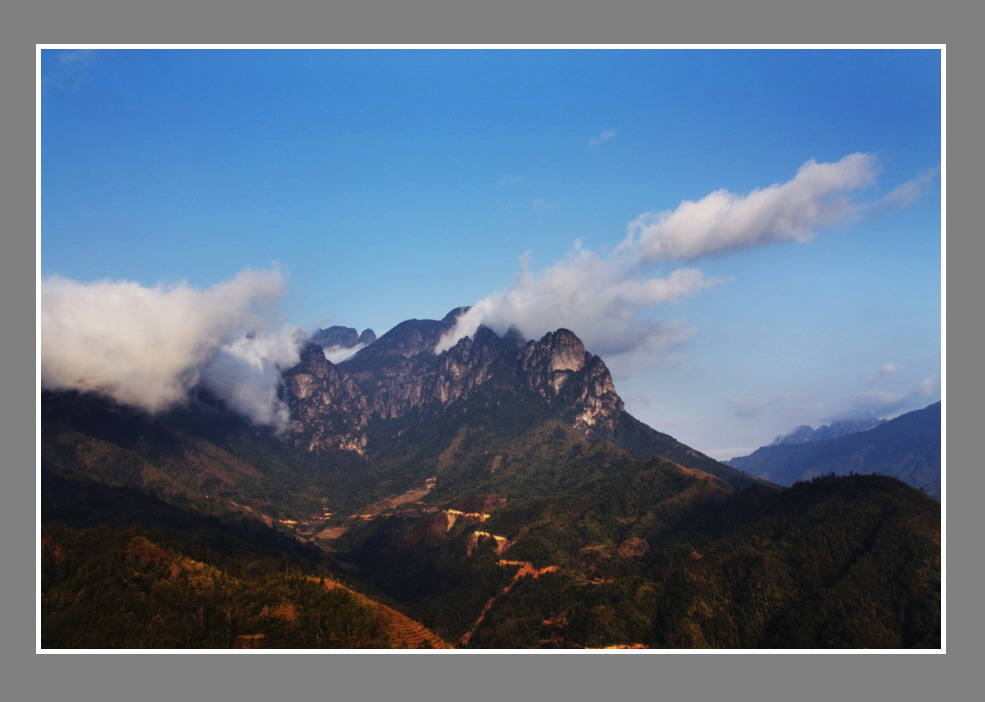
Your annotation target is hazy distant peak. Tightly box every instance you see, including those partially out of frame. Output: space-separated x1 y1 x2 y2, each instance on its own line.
770 417 885 446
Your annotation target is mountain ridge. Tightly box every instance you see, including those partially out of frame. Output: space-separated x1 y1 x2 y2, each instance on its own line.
766 417 885 447
40 309 940 648
726 402 941 498
284 309 757 489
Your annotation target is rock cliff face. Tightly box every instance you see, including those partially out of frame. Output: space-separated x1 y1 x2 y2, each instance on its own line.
281 310 625 454
281 344 370 454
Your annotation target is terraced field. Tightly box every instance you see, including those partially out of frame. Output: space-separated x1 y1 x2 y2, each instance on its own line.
315 578 452 649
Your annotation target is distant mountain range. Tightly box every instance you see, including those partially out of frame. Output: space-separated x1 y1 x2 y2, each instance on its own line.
769 417 885 446
40 309 941 648
727 403 941 499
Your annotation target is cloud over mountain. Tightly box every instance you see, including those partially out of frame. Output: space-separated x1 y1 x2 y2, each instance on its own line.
435 246 723 359
40 267 302 431
436 153 934 368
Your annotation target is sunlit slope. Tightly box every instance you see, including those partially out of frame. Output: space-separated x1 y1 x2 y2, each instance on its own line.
42 521 450 649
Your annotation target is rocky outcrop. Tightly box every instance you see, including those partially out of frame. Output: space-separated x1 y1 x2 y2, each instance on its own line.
514 329 623 439
519 329 585 394
281 344 370 453
283 310 628 454
564 356 624 437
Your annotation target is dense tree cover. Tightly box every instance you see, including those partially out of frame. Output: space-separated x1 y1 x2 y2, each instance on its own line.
337 474 939 649
41 390 346 522
40 390 940 649
41 468 325 565
41 523 391 648
464 475 940 648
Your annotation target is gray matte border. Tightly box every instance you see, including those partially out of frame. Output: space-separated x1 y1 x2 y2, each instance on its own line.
6 2 973 702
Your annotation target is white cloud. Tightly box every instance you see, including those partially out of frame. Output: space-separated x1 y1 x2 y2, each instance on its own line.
58 49 93 68
726 393 796 420
816 371 941 424
44 49 95 91
434 152 932 372
600 321 697 374
531 199 559 215
200 329 303 429
40 267 301 431
622 153 880 262
435 244 723 361
852 374 940 416
875 363 901 382
588 128 619 146
850 390 907 416
322 343 367 364
498 175 523 186
872 167 939 211
919 374 940 398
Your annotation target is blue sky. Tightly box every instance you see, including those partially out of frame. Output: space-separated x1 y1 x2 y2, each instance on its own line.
40 48 942 458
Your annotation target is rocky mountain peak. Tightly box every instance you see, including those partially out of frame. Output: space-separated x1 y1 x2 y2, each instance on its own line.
769 417 885 446
281 344 369 453
546 329 587 373
771 425 815 446
312 326 365 349
519 330 590 396
282 313 628 454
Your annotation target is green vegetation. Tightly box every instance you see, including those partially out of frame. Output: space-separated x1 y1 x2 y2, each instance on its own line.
41 468 325 565
41 522 390 648
40 389 941 649
332 468 939 649
464 474 940 648
42 391 330 521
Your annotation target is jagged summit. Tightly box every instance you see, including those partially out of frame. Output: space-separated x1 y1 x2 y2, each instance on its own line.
311 325 377 350
768 417 884 446
281 311 754 488
284 319 623 453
